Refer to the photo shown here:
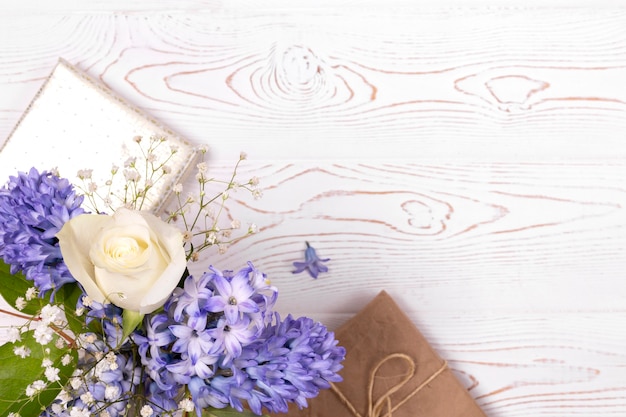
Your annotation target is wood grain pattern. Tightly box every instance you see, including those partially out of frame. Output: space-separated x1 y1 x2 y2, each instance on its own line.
0 4 625 416
1 9 626 161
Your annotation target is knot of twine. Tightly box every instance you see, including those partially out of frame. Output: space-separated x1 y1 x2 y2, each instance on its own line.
330 353 448 417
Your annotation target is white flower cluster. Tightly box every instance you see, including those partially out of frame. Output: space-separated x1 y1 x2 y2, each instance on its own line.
5 286 76 412
11 302 67 353
167 146 262 259
76 135 179 213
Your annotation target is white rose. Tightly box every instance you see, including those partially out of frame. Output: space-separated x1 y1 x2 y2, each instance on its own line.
57 208 186 314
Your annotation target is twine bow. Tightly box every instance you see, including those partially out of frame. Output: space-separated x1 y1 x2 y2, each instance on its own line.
330 353 448 417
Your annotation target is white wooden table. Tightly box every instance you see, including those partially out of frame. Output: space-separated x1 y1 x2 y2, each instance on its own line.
1 2 625 416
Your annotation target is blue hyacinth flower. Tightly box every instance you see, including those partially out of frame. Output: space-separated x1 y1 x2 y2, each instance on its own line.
292 242 330 279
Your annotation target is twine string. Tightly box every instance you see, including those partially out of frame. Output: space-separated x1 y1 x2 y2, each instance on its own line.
330 353 448 417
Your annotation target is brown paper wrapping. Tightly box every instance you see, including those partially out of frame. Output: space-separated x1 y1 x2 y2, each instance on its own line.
277 291 487 417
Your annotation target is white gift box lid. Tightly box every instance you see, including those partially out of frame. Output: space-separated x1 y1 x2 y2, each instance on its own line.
0 58 198 214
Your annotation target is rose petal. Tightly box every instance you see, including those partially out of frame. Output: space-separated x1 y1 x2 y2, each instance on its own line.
57 214 111 303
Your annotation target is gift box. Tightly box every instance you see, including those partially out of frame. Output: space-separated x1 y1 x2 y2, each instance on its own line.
0 58 197 215
280 290 487 417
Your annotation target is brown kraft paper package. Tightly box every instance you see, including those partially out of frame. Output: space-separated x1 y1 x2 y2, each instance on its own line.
275 290 487 417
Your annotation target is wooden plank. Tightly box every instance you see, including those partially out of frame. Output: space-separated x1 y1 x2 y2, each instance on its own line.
186 161 626 315
0 5 624 416
0 1 625 14
1 9 626 160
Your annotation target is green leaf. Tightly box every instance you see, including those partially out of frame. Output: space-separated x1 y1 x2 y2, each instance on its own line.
57 283 85 337
122 309 144 343
0 329 78 416
0 259 42 316
203 406 270 417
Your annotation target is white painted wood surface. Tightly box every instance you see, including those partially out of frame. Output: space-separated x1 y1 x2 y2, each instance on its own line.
1 2 625 416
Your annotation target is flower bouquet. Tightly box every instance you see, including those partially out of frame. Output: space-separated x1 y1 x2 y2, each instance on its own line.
0 137 345 417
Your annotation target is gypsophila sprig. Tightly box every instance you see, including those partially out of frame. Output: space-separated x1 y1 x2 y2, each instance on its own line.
0 136 344 417
76 135 179 214
166 147 262 261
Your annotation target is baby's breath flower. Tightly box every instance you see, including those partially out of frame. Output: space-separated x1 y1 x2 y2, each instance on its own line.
105 385 120 400
62 354 73 366
140 405 154 417
58 389 72 403
231 219 241 229
162 165 172 174
45 366 61 382
179 398 195 412
197 144 209 153
69 406 90 417
124 157 137 168
15 296 26 311
240 151 247 160
77 169 93 180
6 327 20 343
123 169 140 182
13 345 31 358
250 176 260 186
173 183 183 194
42 358 53 367
40 304 63 325
133 135 142 143
82 296 93 307
34 322 54 345
25 380 46 397
55 336 67 349
80 392 95 405
25 287 37 300
105 351 119 370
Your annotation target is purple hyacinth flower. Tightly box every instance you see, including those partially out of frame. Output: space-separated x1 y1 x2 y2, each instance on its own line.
169 319 216 364
0 168 85 294
205 267 260 324
292 242 329 279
